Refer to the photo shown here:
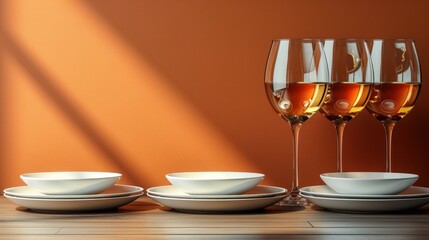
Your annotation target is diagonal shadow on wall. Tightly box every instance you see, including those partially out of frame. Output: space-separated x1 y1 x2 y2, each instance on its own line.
0 30 143 186
80 0 333 185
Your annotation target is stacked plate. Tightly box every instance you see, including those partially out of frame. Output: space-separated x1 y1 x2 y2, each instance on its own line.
148 172 287 212
300 172 429 213
4 172 143 212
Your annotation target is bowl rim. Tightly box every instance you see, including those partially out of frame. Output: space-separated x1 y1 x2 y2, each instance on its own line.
320 172 418 181
166 171 265 181
20 171 122 181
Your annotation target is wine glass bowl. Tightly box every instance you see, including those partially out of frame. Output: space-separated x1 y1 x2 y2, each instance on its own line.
264 39 329 206
366 39 421 172
319 39 374 172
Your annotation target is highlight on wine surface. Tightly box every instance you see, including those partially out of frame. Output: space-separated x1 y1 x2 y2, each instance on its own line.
264 39 330 206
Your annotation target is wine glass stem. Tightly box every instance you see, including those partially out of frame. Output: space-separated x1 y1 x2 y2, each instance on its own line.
383 121 396 173
334 122 347 172
290 122 302 195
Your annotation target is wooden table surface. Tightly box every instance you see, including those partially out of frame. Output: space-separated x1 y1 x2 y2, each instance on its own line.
1 196 429 239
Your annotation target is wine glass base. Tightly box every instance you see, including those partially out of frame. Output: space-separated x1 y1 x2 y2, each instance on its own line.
276 194 307 207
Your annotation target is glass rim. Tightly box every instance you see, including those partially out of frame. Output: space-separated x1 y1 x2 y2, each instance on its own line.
272 38 415 42
365 38 415 42
323 39 367 41
271 38 323 42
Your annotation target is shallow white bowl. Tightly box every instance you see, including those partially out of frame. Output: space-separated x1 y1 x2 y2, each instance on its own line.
320 172 418 195
20 172 122 195
166 172 264 195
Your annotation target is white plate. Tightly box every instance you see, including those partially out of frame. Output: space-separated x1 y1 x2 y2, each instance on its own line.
4 193 142 212
301 185 429 199
301 193 429 213
148 193 286 212
4 184 143 199
147 185 286 199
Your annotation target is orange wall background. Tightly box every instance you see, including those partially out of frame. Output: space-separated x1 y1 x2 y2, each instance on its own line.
1 0 428 190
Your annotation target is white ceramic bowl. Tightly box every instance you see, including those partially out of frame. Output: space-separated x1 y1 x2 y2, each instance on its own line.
320 172 418 195
166 172 264 195
20 172 122 195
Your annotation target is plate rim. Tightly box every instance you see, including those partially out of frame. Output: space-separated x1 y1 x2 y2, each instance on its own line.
300 192 429 202
300 185 429 199
147 192 287 202
165 171 265 181
147 193 286 212
3 186 144 200
147 185 287 199
4 192 143 201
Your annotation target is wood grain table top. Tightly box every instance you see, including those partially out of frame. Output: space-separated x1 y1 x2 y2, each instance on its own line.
1 196 429 239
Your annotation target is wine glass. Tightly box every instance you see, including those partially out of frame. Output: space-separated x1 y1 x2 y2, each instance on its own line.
319 39 374 172
366 39 421 172
264 39 329 206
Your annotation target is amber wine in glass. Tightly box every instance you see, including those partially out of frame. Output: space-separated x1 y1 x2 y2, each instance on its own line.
265 39 329 206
